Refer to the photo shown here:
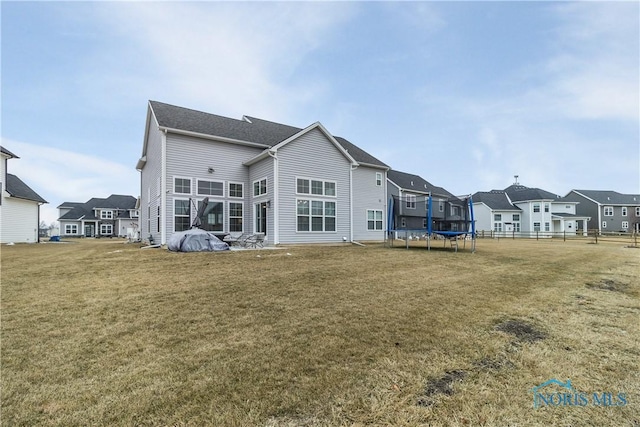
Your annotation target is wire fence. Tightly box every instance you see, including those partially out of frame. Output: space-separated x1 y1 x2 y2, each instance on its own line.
475 229 639 246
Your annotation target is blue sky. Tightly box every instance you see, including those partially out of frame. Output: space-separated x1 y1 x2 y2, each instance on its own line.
2 1 638 225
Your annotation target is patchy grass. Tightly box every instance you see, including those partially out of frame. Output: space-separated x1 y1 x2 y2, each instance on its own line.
1 238 639 426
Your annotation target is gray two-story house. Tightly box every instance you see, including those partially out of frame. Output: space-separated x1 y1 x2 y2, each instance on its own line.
136 101 389 246
564 190 640 233
58 194 139 238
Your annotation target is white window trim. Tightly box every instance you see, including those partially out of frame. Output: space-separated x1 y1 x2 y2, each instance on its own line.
621 207 627 216
100 210 114 220
295 176 337 197
603 206 614 216
253 177 268 197
295 198 337 233
602 221 607 229
494 214 502 221
173 176 192 195
196 179 225 197
100 224 113 235
366 209 383 231
405 194 416 209
375 172 382 187
228 182 244 199
621 221 629 229
65 224 78 235
173 198 191 232
635 207 640 217
228 201 244 233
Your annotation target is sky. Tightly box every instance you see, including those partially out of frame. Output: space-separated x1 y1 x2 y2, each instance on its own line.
2 1 639 226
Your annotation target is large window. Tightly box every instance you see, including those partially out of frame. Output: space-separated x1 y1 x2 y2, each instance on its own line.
296 178 336 197
297 199 336 232
100 224 113 235
100 210 113 220
174 177 192 194
254 178 267 196
65 224 78 235
367 210 383 230
604 206 613 216
197 180 224 196
229 202 243 232
229 183 243 198
533 203 540 213
198 200 223 232
174 199 190 232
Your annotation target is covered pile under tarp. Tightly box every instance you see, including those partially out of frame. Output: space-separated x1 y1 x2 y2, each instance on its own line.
168 228 230 252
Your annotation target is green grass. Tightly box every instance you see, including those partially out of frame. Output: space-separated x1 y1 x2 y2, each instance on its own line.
1 238 639 426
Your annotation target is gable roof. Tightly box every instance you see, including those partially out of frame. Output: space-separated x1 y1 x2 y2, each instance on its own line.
569 190 640 205
1 146 19 159
58 195 137 220
147 101 388 168
6 174 47 203
472 191 521 211
387 169 453 198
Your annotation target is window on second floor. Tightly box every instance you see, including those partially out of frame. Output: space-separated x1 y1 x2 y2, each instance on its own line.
405 194 416 209
197 180 224 197
376 172 382 186
174 177 191 194
100 210 113 220
494 213 502 221
254 178 267 197
512 214 520 221
533 203 540 213
604 206 613 216
621 207 628 216
636 207 640 217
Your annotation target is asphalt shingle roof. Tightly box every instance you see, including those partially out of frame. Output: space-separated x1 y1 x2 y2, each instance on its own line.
504 185 561 202
387 170 458 200
1 146 19 158
571 190 640 205
58 195 137 220
6 174 47 203
149 101 388 168
472 191 521 211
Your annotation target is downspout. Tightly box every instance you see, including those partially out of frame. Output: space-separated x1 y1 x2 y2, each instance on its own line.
37 202 42 243
350 164 357 243
161 129 168 245
268 150 278 245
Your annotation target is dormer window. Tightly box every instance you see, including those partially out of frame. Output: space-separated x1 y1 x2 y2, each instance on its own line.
100 210 113 220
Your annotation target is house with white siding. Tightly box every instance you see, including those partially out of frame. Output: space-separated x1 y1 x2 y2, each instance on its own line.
136 101 389 246
1 146 48 243
473 182 589 237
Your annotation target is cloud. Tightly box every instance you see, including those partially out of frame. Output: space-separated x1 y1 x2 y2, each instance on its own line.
2 138 139 225
96 2 357 122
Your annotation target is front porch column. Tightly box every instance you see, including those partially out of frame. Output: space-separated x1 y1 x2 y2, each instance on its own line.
582 219 588 236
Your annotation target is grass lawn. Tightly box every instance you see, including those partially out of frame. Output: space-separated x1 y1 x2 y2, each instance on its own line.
1 238 639 426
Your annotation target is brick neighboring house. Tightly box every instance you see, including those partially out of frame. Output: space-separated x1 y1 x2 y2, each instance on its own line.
58 194 139 238
1 146 48 243
563 190 640 233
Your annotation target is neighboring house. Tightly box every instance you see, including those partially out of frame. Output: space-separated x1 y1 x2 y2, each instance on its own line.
58 194 139 238
386 170 469 235
136 101 389 246
563 190 640 233
473 182 590 237
1 146 48 243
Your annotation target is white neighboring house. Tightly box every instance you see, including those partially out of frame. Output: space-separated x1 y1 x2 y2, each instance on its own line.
136 101 389 246
1 146 48 243
473 183 590 237
58 195 139 238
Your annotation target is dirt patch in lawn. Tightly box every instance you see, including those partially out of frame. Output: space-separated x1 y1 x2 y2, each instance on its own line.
586 279 628 293
495 319 547 343
416 370 467 407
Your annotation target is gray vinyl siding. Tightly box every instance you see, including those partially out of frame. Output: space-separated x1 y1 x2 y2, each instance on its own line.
276 128 352 244
352 167 386 241
563 192 599 230
139 122 163 244
164 134 263 239
248 156 274 242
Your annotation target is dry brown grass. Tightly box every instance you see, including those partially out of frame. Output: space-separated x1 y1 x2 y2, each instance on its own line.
1 238 638 426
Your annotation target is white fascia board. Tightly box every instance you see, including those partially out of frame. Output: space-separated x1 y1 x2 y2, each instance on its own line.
569 190 600 205
243 149 274 166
